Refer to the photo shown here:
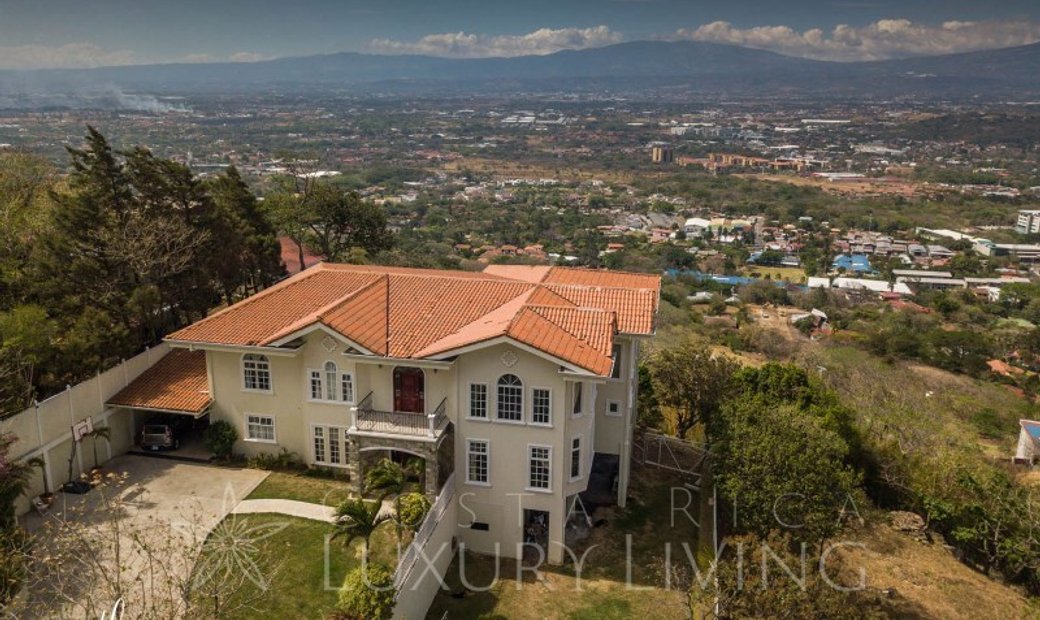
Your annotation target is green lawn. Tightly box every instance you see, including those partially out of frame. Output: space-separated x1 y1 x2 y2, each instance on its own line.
246 471 355 506
194 514 399 620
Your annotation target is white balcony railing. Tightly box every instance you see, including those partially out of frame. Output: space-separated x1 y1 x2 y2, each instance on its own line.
349 392 448 439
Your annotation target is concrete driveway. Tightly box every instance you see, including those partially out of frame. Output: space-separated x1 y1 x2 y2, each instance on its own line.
18 455 270 616
26 454 269 534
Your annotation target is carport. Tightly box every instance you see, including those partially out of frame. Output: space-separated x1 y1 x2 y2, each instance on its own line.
106 349 215 462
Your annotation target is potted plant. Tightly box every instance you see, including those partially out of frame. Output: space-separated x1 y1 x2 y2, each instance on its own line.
26 456 54 508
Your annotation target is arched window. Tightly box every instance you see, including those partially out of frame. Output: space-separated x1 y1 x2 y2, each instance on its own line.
324 361 338 401
497 374 523 421
242 354 271 391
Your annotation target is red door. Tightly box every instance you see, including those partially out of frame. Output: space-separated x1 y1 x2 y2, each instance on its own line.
393 367 425 413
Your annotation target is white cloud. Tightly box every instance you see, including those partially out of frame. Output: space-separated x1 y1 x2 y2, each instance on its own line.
0 43 140 70
673 19 1040 61
368 25 623 58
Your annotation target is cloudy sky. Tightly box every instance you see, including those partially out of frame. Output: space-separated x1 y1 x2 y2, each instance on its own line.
1 0 1039 69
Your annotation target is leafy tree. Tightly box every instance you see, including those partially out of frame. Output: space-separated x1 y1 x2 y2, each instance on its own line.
336 563 395 620
711 400 861 546
645 337 739 439
206 166 283 303
0 305 56 415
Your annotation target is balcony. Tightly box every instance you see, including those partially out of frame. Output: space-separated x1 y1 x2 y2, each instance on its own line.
349 392 449 440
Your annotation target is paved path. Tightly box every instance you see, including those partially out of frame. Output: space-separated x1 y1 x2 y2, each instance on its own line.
232 498 337 522
230 497 396 523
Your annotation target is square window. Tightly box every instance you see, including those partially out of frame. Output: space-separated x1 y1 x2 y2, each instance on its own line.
247 415 275 442
607 401 622 417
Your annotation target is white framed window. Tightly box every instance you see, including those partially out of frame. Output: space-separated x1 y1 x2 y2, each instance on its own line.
466 439 490 485
528 445 551 492
610 344 623 380
308 362 354 403
313 426 326 462
340 373 354 403
324 361 337 401
313 425 347 467
469 383 488 419
531 388 551 425
570 436 583 481
246 414 276 443
606 400 622 417
497 374 523 422
242 354 271 392
309 370 323 400
572 382 583 417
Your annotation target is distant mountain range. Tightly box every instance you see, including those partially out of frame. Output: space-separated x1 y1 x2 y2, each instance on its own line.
3 40 1040 105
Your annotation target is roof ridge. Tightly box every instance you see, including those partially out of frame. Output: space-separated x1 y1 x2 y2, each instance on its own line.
546 282 660 293
169 267 328 340
323 263 511 282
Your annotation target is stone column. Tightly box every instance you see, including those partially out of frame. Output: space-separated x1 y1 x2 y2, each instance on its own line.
346 438 363 491
424 446 440 497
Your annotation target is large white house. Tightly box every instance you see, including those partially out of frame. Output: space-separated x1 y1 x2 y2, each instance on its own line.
109 263 660 563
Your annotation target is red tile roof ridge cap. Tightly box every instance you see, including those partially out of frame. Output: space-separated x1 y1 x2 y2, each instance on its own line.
546 281 661 293
321 262 511 281
258 273 386 345
548 266 663 286
167 266 331 341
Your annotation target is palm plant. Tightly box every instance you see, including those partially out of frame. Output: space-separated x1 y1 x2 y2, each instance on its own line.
87 426 111 470
365 458 408 540
332 498 389 554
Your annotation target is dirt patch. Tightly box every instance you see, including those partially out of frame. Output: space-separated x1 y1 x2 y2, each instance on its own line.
836 521 1037 620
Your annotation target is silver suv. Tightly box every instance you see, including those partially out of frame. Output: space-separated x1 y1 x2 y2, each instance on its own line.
140 423 180 451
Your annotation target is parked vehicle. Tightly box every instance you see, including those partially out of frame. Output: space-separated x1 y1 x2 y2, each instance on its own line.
139 415 190 451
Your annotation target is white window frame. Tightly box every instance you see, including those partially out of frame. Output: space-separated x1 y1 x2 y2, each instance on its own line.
307 362 355 404
610 343 623 381
526 444 552 493
569 436 583 482
571 381 584 418
530 387 552 426
496 374 524 423
245 414 276 443
340 372 355 404
242 354 272 393
468 383 489 420
465 439 491 486
606 400 622 417
309 369 323 400
311 424 349 468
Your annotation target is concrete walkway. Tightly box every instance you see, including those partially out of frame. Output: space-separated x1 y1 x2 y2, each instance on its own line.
230 497 396 523
232 498 337 522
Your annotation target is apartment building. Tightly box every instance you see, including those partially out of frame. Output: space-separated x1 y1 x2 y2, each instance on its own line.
115 263 659 563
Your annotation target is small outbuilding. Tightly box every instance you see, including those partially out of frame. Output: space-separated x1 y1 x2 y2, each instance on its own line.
1015 419 1040 464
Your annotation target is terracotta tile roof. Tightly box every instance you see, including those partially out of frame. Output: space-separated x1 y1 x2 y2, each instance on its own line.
545 284 659 334
167 263 660 376
542 267 663 291
107 350 211 414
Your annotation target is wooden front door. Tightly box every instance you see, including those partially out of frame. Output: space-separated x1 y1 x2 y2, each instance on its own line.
393 367 425 413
